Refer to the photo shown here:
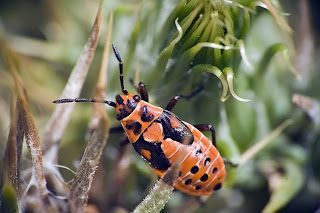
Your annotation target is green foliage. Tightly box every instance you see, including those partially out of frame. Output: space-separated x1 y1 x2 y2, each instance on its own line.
0 183 19 213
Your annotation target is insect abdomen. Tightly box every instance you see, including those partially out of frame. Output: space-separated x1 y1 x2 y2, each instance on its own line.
159 123 226 196
126 104 226 196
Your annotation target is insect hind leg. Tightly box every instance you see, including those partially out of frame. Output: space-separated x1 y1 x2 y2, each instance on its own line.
222 158 238 167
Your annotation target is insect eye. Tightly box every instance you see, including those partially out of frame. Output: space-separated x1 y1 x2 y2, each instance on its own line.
133 95 141 102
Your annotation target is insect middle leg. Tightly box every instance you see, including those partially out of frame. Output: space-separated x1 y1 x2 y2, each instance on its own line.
193 124 217 147
109 126 130 146
165 86 204 111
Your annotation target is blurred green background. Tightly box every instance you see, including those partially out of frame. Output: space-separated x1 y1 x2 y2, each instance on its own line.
0 0 320 212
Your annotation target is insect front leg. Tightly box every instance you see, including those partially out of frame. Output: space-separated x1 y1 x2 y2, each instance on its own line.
137 82 148 102
109 125 124 133
129 78 149 102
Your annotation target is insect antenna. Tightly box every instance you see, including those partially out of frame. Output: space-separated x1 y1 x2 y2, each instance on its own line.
112 44 129 95
53 98 116 107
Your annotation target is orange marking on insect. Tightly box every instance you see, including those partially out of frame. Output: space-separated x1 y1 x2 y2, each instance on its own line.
140 149 152 160
143 122 163 142
122 101 163 143
169 115 182 129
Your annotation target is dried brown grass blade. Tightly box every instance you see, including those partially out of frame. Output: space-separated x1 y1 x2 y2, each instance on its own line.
7 56 57 212
66 1 109 212
97 10 113 92
42 0 103 160
87 9 113 133
239 119 293 165
86 11 113 205
262 0 293 34
68 116 109 213
3 97 19 192
292 94 320 125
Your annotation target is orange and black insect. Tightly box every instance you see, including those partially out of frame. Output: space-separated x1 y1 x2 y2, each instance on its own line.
54 44 235 196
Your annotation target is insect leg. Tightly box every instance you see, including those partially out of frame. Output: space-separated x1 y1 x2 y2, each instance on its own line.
109 125 124 133
120 139 130 146
137 82 148 102
129 78 149 102
222 158 238 167
109 126 131 146
165 86 203 111
193 124 216 147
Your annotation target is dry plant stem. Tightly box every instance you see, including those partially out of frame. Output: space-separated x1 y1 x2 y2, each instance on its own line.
97 10 113 91
97 11 113 89
88 10 113 133
8 57 57 212
4 98 19 192
132 177 175 213
68 117 109 213
42 0 103 160
16 100 24 183
262 0 293 34
132 163 180 213
19 104 56 211
87 11 113 204
292 94 320 125
67 3 107 211
294 0 314 80
133 138 189 213
239 119 293 165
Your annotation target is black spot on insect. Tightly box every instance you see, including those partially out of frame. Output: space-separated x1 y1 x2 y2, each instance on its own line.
195 148 202 156
132 137 171 170
178 171 182 176
116 108 130 120
212 167 218 173
214 183 222 191
154 119 162 123
127 100 137 111
141 105 154 122
195 185 201 190
126 121 142 135
200 174 208 182
190 166 199 174
157 111 194 144
185 179 192 185
116 95 124 105
204 157 211 166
